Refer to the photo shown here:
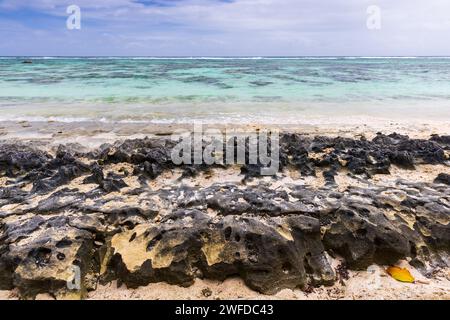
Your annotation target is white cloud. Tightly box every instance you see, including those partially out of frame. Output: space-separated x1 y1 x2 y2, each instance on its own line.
1 0 450 55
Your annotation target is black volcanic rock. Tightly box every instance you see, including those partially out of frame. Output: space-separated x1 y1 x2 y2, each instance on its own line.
0 133 449 298
434 173 450 185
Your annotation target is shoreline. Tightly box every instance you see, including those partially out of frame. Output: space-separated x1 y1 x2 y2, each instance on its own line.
1 118 450 147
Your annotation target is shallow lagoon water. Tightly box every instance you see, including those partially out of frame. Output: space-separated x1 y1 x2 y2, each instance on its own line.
1 57 450 123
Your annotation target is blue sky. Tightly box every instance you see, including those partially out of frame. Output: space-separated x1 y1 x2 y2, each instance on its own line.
1 0 450 56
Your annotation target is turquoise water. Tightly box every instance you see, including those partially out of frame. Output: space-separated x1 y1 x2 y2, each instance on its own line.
1 57 450 123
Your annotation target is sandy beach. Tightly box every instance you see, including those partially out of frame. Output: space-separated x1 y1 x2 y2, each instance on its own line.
1 117 449 146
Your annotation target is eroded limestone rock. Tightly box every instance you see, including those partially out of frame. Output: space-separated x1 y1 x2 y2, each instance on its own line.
0 133 449 298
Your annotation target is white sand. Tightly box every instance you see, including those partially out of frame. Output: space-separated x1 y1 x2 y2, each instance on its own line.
1 119 449 149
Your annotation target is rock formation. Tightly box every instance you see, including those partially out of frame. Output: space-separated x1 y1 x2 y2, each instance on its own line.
0 133 449 298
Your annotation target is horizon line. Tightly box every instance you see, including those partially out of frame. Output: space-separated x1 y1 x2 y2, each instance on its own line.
2 55 450 58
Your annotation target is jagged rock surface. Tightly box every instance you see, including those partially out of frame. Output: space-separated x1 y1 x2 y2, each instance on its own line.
0 133 449 298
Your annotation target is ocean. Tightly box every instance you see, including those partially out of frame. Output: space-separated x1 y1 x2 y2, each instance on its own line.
1 57 450 124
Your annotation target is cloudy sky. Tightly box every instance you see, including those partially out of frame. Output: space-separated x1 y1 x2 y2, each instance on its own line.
1 0 450 56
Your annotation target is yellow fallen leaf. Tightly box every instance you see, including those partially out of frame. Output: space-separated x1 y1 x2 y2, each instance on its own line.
386 266 415 283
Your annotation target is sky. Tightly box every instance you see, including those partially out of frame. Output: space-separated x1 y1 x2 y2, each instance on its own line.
1 0 450 56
